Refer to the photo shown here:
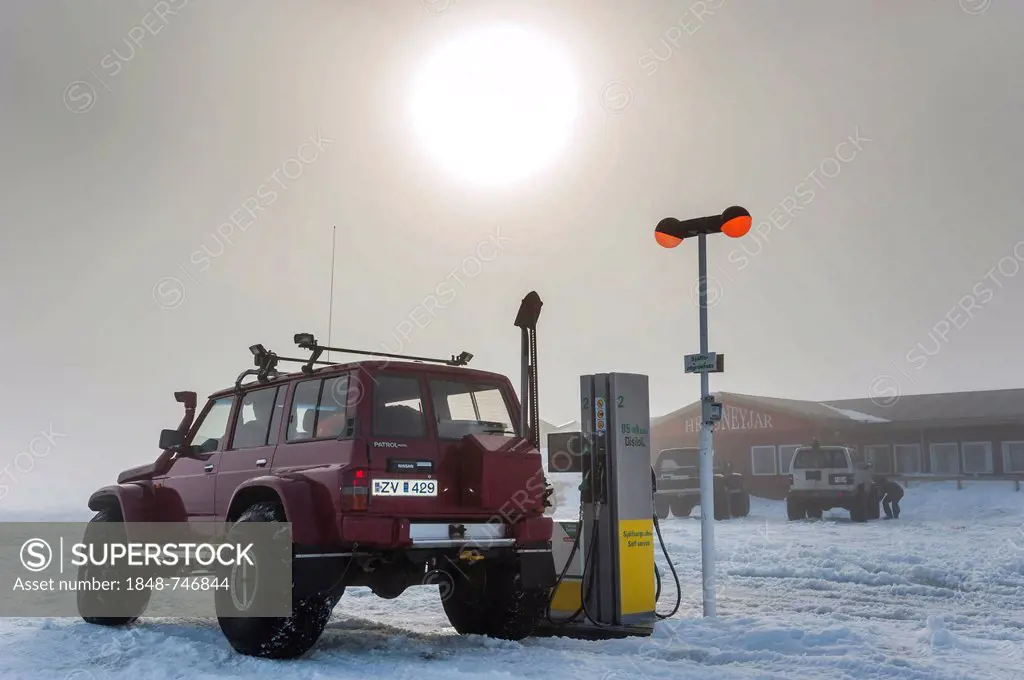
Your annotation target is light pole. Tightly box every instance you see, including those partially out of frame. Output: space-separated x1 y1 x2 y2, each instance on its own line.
654 206 752 618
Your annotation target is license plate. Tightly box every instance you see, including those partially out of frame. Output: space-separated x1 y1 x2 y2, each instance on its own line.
830 474 852 485
371 478 438 497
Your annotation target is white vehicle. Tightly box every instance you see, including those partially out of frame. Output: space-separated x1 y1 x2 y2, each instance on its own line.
786 441 879 522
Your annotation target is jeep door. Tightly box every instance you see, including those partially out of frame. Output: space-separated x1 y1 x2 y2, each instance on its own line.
362 372 447 517
270 372 357 475
158 395 234 521
214 383 288 518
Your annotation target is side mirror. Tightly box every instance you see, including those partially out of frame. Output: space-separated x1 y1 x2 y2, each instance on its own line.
159 428 185 451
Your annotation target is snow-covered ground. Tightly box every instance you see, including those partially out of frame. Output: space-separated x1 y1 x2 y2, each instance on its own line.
2 481 1022 680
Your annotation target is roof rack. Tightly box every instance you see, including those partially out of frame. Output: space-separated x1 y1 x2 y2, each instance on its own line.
234 335 474 390
292 333 472 374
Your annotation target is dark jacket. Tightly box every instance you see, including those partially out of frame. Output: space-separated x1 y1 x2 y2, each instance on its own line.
877 479 904 500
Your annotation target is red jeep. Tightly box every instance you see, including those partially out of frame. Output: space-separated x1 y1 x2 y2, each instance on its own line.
82 297 555 658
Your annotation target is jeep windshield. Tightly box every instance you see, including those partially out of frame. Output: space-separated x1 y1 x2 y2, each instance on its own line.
792 447 849 469
429 379 517 439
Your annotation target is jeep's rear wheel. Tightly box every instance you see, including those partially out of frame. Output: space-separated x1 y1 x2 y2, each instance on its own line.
730 492 750 518
654 497 671 520
78 507 151 627
442 562 549 640
216 502 334 659
713 482 730 520
670 500 692 518
786 496 805 521
849 491 869 523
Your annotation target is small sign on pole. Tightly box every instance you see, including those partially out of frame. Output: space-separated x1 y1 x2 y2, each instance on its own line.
684 352 724 374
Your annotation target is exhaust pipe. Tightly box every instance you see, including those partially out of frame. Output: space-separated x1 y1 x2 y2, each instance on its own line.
514 292 543 448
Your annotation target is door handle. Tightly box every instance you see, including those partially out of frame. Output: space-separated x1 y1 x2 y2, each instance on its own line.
204 464 215 473
256 458 267 467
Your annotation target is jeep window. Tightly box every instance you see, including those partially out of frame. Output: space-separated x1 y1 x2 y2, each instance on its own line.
656 450 699 472
792 448 849 469
191 397 233 453
287 374 351 442
373 375 426 438
429 380 516 439
231 386 282 450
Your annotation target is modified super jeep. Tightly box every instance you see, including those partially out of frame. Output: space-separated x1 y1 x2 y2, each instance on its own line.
81 293 556 659
786 440 880 522
652 448 750 520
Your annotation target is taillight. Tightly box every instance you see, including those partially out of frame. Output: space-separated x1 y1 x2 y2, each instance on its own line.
341 468 369 511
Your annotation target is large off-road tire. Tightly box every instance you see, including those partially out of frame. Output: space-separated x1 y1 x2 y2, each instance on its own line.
442 562 549 640
670 500 692 518
78 507 151 626
654 497 671 520
216 502 334 659
713 482 731 520
730 491 751 518
786 496 805 521
849 490 869 523
868 488 881 520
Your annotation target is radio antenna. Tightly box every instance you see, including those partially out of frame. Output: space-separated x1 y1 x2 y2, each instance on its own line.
327 225 336 362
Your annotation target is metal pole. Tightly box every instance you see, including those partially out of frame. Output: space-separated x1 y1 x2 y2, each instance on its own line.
697 233 716 617
327 225 336 362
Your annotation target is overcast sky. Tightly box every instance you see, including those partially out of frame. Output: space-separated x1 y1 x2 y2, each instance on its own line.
1 0 1023 509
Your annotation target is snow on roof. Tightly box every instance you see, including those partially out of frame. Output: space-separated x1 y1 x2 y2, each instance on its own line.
821 404 890 423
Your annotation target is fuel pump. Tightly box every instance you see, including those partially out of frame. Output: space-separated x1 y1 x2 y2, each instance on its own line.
538 373 680 639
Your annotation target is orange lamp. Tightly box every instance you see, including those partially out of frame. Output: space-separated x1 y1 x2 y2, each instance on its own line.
721 206 752 238
655 231 683 248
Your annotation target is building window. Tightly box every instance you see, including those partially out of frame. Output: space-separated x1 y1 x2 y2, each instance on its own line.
961 441 993 474
1002 441 1024 473
751 446 777 476
863 445 893 474
929 443 960 475
894 444 922 474
778 445 801 475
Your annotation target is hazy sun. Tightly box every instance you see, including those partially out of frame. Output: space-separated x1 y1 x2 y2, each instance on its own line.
408 25 578 185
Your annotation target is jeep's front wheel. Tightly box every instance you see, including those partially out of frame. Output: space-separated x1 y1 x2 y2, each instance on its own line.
441 562 549 640
654 497 671 520
215 502 334 659
78 507 151 626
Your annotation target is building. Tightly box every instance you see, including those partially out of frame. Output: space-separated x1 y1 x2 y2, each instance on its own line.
651 389 1024 499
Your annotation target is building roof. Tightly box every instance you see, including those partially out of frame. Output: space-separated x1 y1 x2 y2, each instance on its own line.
654 391 861 426
653 388 1024 428
823 388 1024 424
